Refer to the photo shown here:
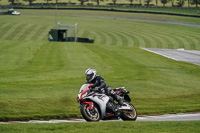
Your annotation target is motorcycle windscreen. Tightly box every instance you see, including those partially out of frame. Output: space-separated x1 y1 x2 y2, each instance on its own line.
124 94 131 102
79 84 89 93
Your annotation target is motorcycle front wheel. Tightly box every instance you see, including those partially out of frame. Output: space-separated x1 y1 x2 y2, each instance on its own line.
120 103 137 121
80 103 100 122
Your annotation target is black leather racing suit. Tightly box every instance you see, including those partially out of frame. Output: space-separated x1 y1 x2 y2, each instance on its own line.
86 75 123 105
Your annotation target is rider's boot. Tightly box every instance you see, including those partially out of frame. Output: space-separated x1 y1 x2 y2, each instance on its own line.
110 90 123 106
109 90 124 116
113 93 123 106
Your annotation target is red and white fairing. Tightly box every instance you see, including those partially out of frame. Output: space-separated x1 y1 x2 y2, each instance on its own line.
77 84 110 119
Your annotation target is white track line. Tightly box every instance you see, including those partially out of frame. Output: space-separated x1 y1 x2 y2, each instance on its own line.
142 48 178 60
1 113 200 124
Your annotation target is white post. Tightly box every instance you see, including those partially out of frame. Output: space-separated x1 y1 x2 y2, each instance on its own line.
57 22 61 29
56 22 77 42
74 23 77 42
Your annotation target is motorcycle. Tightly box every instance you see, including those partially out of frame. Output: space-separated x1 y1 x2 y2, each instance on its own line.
77 83 137 121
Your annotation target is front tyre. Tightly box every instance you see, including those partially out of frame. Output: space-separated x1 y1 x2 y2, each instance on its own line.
120 103 137 121
80 103 100 122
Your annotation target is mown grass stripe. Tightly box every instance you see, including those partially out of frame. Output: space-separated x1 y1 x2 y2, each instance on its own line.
90 31 101 44
28 42 57 72
19 24 35 40
137 27 171 48
110 30 125 46
126 33 141 47
98 30 113 45
101 29 123 46
135 27 179 49
0 23 22 40
165 36 174 49
123 28 149 48
107 24 138 46
0 23 10 29
127 23 188 49
29 26 44 41
180 35 200 50
148 32 180 49
96 30 107 45
92 30 112 45
107 32 120 45
104 31 113 45
149 25 200 49
158 25 200 39
176 35 192 49
146 35 162 48
101 31 117 45
5 24 27 40
118 31 136 47
0 23 12 38
131 33 145 48
129 31 152 48
160 28 198 49
108 29 131 46
36 26 52 41
63 44 112 75
172 35 186 49
168 27 200 39
157 34 183 49
194 40 200 50
0 41 35 71
171 32 199 50
90 30 105 45
138 29 165 48
91 31 108 45
137 28 170 48
12 24 33 40
24 25 42 41
146 33 174 49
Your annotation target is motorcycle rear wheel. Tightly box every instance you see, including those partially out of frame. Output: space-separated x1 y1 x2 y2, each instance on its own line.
120 103 137 121
80 103 100 122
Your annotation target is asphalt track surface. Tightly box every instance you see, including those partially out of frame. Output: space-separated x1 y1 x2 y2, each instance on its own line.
142 48 200 66
0 113 200 124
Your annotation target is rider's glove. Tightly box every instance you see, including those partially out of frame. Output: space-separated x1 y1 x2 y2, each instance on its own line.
94 87 100 91
89 86 94 90
89 86 100 91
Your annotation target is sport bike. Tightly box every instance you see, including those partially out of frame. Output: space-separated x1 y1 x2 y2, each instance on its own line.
77 83 137 121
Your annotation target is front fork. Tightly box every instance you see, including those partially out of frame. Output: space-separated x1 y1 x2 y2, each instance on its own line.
79 101 94 110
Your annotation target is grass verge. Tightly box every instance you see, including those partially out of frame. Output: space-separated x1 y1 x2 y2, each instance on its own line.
0 121 200 133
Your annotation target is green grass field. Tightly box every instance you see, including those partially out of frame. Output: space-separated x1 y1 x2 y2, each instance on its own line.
0 9 200 124
0 121 200 133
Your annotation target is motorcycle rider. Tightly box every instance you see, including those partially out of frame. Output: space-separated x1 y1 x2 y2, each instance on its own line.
85 68 123 107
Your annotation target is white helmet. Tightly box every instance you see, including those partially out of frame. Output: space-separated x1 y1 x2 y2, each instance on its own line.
85 68 97 82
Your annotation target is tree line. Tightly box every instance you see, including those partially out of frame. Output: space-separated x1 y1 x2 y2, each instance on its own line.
8 0 200 8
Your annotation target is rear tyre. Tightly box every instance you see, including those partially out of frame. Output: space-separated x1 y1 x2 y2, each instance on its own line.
120 103 137 121
80 103 100 122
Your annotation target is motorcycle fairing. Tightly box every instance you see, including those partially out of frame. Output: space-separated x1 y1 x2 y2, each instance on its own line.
87 93 110 119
